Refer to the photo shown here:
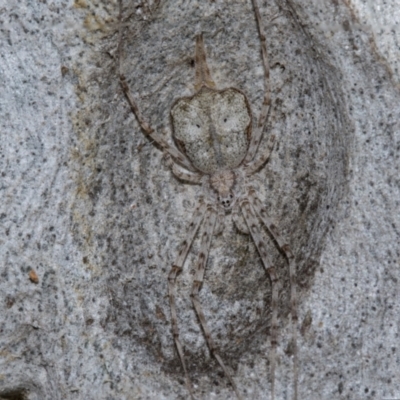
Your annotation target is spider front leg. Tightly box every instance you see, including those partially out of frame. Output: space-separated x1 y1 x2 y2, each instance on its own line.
214 205 225 235
248 189 298 400
190 206 243 400
168 198 208 400
239 199 279 400
232 203 249 234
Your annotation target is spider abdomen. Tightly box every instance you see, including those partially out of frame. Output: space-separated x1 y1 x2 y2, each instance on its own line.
171 86 252 174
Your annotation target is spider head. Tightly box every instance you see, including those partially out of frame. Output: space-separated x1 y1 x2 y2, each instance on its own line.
218 192 235 210
210 170 236 210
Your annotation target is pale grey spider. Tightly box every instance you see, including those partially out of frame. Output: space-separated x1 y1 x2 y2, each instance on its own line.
118 1 298 399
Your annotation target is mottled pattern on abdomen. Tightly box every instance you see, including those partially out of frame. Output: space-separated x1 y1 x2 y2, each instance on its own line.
171 86 251 174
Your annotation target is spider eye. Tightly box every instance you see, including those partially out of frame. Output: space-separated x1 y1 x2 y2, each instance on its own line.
229 194 233 199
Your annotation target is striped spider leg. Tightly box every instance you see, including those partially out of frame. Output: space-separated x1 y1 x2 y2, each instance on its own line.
234 185 298 400
167 197 207 400
249 189 298 400
118 0 298 399
117 0 196 174
168 193 243 400
235 197 280 399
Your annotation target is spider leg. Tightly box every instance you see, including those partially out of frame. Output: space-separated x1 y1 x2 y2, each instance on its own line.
168 198 208 400
117 1 194 171
164 153 203 184
244 0 271 164
232 203 249 234
249 189 298 400
240 199 279 400
244 133 275 176
190 206 243 400
214 206 225 235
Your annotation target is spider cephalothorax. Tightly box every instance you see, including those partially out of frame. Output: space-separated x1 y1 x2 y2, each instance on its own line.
209 170 237 210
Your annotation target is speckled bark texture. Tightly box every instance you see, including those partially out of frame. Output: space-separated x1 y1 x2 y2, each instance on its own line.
0 1 399 399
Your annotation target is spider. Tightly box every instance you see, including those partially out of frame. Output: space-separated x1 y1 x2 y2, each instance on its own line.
118 0 298 399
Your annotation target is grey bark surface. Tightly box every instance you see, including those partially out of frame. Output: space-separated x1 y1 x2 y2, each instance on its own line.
0 0 399 399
